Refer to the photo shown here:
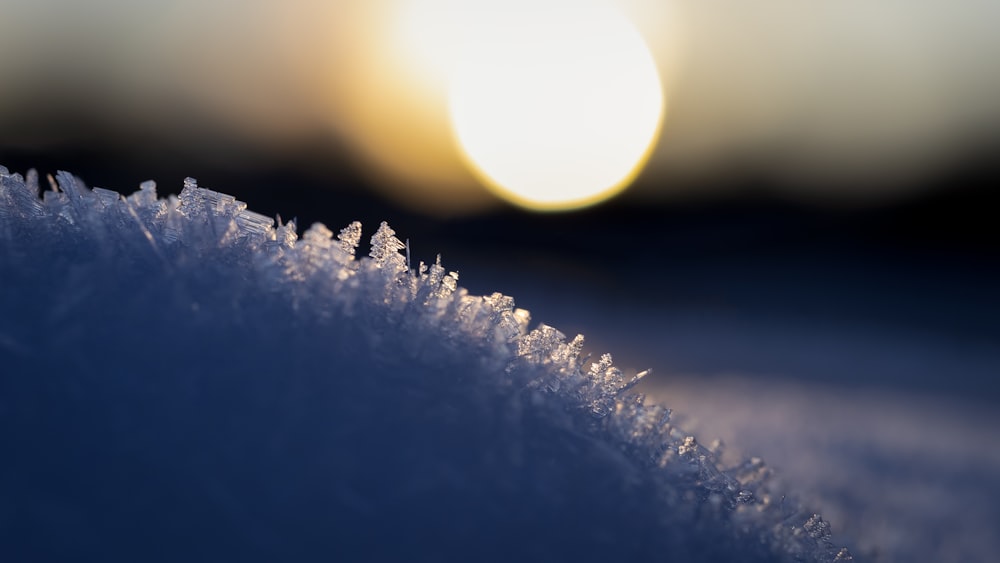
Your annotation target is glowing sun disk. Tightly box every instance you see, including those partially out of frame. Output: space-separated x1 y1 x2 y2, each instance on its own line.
445 0 664 210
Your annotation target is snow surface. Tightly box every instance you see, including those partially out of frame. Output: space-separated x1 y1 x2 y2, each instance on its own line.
0 166 853 562
644 376 1000 563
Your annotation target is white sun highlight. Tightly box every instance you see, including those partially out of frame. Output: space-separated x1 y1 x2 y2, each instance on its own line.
445 0 664 210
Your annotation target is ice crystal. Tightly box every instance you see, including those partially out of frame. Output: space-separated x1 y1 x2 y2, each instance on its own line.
369 220 406 269
0 166 855 562
337 220 362 257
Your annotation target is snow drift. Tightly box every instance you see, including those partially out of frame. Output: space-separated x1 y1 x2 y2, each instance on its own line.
0 166 853 562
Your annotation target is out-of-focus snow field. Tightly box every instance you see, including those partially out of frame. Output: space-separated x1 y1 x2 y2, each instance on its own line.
450 235 1000 563
648 376 1000 563
529 306 998 563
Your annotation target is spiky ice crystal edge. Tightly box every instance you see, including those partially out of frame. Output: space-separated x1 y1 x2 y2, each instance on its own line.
0 166 854 562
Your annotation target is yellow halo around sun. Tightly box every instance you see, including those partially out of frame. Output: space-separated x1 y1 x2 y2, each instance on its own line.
446 0 664 211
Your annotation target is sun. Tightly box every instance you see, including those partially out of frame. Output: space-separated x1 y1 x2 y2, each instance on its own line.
445 0 664 211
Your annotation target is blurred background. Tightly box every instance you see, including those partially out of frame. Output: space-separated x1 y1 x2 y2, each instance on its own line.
2 1 998 561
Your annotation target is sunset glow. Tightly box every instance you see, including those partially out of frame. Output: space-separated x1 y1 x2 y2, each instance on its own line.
444 1 664 210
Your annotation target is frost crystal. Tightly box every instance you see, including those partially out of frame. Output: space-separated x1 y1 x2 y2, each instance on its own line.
337 220 362 256
0 167 855 562
369 220 406 268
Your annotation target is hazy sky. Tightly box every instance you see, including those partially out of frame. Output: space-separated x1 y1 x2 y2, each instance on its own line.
2 0 997 211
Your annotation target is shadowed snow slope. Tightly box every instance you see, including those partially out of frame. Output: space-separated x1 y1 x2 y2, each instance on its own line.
0 166 853 562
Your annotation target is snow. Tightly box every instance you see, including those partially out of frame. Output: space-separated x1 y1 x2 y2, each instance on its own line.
646 375 1000 563
0 166 853 561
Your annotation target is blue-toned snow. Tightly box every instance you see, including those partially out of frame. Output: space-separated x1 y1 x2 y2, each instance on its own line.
0 166 853 562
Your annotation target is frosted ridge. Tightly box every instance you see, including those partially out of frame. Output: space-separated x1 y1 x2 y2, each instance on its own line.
0 166 854 562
